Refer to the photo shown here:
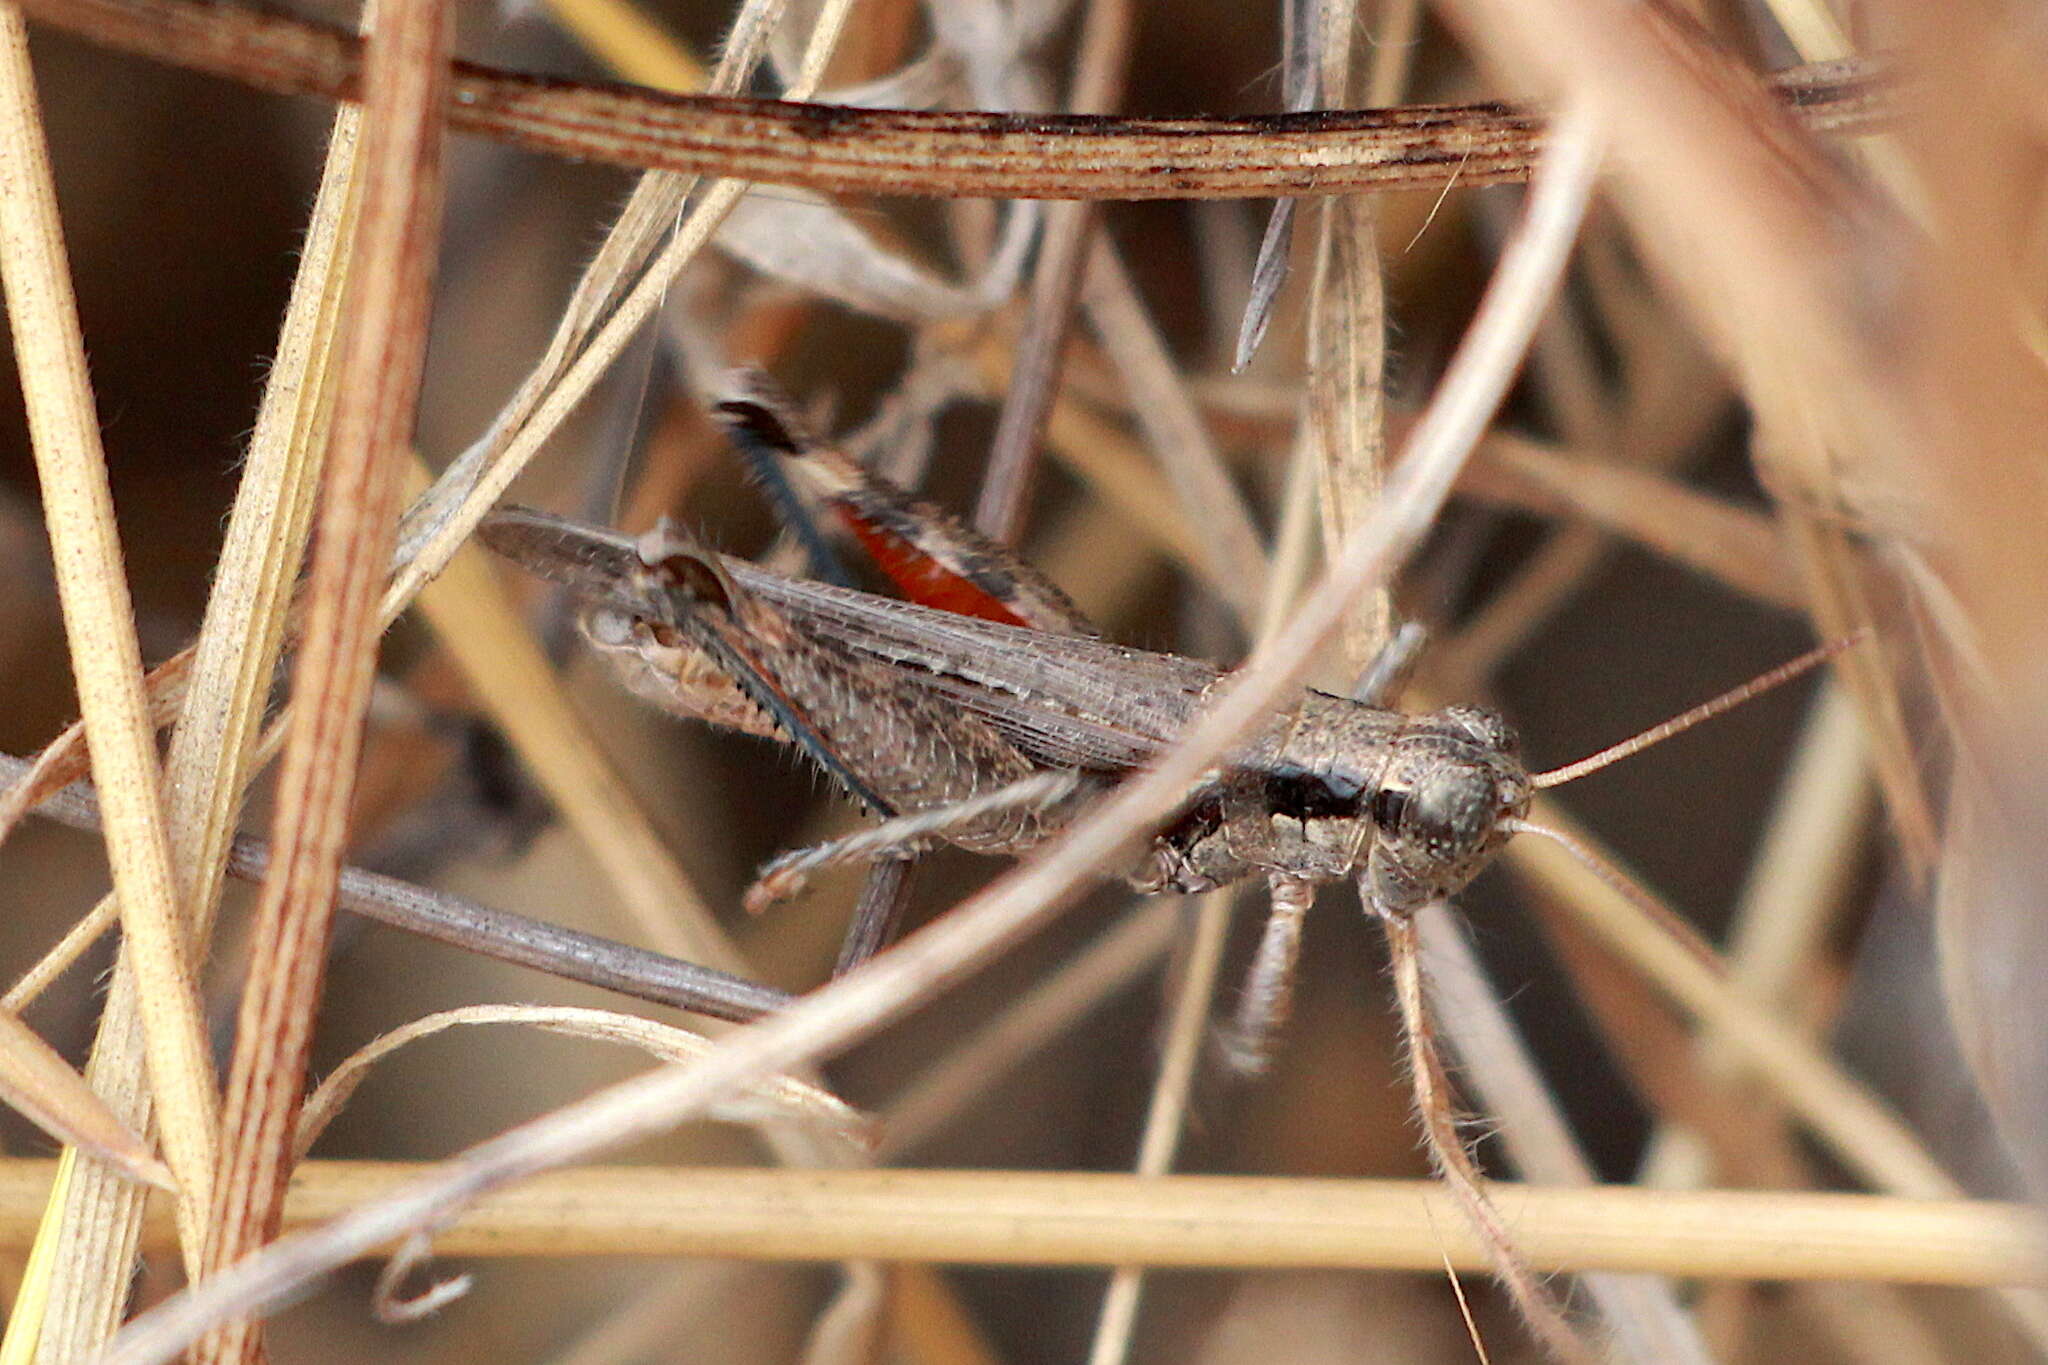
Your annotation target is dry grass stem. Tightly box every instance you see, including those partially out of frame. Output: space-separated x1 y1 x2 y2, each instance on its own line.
194 0 451 1356
973 0 1133 540
1456 430 1799 611
1508 807 1951 1195
8 0 1890 196
1637 682 1874 1191
0 1 218 1280
1 756 789 1021
8 1164 2034 1284
878 897 1178 1158
1084 245 1270 623
1084 888 1233 1365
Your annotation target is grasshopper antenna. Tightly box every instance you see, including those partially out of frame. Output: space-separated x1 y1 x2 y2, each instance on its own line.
1530 632 1868 790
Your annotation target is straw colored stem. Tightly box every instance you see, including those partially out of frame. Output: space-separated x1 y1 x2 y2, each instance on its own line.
0 1 217 1257
17 1163 2039 1286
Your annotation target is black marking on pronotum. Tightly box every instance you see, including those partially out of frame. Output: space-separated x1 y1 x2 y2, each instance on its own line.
1262 763 1366 823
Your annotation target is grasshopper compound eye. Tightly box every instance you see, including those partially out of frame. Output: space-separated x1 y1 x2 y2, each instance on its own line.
1397 762 1512 863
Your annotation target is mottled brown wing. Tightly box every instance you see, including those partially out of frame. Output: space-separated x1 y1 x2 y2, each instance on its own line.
477 506 1217 774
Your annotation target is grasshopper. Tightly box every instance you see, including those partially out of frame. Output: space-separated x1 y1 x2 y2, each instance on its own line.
477 376 1842 1070
479 377 1849 1361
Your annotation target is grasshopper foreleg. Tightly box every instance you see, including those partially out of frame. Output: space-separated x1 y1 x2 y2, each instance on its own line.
745 770 1087 915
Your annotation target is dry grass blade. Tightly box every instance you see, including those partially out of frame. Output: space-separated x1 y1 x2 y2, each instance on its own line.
0 648 189 854
292 1005 871 1163
1637 682 1874 1190
193 0 450 1355
1087 0 1364 1323
1458 429 1800 611
0 1007 171 1191
1084 244 1270 624
6 0 1891 197
1084 888 1234 1365
0 1 218 1271
1507 808 1954 1196
878 896 1178 1158
1304 192 1392 672
974 0 1133 539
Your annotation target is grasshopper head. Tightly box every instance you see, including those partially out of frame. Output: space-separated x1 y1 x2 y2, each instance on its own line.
1363 705 1533 915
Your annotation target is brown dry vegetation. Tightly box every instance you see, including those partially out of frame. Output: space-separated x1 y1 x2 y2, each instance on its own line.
0 0 2044 1361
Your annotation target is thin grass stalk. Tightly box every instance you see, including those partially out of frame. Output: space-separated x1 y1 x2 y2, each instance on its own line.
1083 890 1232 1365
0 755 789 1021
1636 681 1874 1189
1084 244 1270 623
99 80 1607 1365
1303 192 1392 672
974 0 1134 539
1507 805 1950 1194
877 897 1180 1158
192 0 451 1353
0 0 218 1270
0 1008 169 1191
